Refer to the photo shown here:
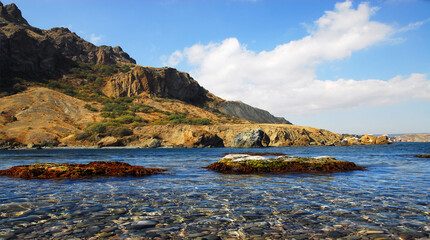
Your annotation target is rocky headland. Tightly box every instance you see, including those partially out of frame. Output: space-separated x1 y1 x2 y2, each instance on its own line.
0 2 391 149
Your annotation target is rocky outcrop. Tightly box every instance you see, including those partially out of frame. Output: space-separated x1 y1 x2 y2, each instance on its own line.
360 135 377 145
0 2 135 89
220 101 291 124
233 129 270 148
0 161 166 179
183 129 224 148
376 135 389 145
205 154 364 174
97 136 123 147
104 66 208 105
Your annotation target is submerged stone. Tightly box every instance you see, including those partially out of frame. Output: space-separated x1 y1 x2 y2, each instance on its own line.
0 161 166 179
205 154 364 174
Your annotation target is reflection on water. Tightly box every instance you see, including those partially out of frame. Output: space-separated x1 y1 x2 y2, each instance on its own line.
0 143 429 239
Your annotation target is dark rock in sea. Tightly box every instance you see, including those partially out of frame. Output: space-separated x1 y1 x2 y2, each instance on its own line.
414 154 430 158
0 161 166 179
205 154 364 174
233 129 270 148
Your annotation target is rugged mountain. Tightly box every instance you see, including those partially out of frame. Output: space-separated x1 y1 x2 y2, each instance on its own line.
0 2 349 148
0 2 135 90
0 1 287 124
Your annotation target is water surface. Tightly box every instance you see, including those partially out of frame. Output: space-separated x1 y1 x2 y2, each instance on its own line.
0 143 429 239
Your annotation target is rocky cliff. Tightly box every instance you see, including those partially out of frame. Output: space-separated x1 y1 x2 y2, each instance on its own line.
220 101 291 124
103 66 208 105
0 2 135 90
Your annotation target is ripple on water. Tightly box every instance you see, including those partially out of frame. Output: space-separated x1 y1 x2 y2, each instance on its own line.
0 144 429 239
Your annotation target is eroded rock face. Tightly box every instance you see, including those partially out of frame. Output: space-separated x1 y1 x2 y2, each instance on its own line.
205 154 364 174
183 130 224 148
104 66 208 105
0 161 166 179
233 129 270 148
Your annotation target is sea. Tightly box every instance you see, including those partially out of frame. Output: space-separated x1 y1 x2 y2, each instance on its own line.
0 143 429 239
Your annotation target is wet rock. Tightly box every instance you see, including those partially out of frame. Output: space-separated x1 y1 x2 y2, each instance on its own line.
0 161 166 179
233 129 270 148
126 220 159 230
414 153 430 158
205 154 364 174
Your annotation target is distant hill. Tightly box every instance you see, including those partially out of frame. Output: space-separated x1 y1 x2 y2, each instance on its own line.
395 133 430 142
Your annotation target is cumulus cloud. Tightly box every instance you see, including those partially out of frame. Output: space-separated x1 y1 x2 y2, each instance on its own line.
167 1 430 116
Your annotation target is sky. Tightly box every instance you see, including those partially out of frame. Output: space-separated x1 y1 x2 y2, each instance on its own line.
4 0 430 134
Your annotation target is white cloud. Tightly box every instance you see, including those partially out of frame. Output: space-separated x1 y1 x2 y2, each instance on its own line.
90 33 103 45
167 0 430 117
397 18 430 33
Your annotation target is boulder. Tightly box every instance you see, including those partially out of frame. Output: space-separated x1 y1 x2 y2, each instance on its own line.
233 129 270 148
183 130 224 148
376 135 389 144
97 136 123 147
148 138 162 148
341 137 360 145
360 135 377 145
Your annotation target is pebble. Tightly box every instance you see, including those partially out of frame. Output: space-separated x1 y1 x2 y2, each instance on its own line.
126 220 159 230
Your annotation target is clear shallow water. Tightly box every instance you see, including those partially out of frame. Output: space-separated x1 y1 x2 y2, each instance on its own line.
0 143 429 239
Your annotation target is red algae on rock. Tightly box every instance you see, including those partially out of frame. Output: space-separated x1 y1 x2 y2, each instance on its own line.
205 154 364 174
0 161 166 179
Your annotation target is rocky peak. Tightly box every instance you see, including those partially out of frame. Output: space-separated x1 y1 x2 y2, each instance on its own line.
0 1 135 89
0 2 29 26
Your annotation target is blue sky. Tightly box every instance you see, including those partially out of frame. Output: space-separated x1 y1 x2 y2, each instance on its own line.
4 0 430 134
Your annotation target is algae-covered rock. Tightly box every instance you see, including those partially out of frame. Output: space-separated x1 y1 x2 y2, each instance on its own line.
0 161 166 179
205 154 364 174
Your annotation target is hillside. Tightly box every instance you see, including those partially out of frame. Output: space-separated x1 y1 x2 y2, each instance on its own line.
395 133 430 142
0 2 346 148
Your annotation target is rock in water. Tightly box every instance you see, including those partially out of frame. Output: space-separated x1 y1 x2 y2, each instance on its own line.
414 154 430 158
233 129 270 148
205 154 364 174
0 161 166 179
